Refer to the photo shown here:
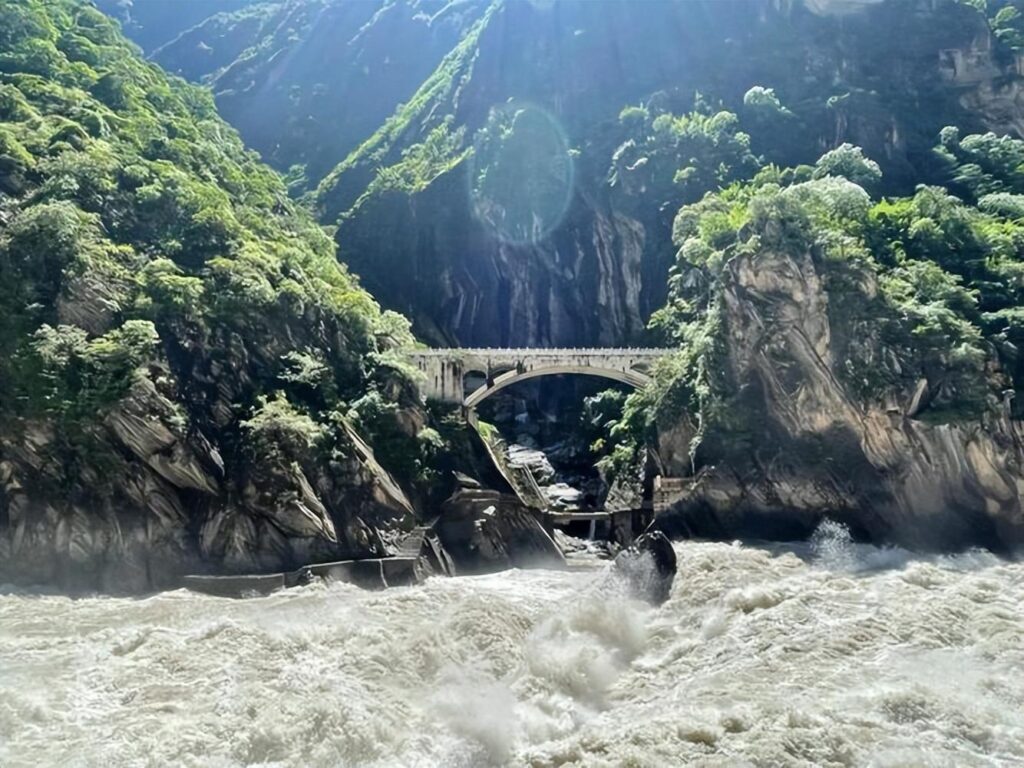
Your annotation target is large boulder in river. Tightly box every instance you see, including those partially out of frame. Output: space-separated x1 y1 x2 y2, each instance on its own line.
435 485 566 574
613 531 677 605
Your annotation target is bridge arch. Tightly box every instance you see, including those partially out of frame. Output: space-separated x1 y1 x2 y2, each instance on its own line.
407 348 665 409
464 364 650 409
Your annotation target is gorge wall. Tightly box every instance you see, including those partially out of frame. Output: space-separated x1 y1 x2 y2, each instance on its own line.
132 0 1024 348
0 0 436 591
7 0 1024 594
653 241 1024 551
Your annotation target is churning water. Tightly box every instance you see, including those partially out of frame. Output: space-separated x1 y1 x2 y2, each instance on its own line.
2 529 1023 767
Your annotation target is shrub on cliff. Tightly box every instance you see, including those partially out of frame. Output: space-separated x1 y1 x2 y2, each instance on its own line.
0 0 421 529
611 138 1024 473
812 143 882 189
608 101 761 209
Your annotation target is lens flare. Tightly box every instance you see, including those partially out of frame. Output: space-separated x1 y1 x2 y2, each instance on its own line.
468 102 574 246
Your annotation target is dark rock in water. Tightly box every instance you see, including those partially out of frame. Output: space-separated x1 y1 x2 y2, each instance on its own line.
613 531 677 605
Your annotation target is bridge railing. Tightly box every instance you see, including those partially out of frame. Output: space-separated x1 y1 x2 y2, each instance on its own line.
406 347 670 356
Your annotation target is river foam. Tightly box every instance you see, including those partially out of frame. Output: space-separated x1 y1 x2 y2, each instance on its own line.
1 533 1022 767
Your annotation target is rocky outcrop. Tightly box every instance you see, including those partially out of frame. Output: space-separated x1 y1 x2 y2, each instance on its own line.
0 371 418 593
106 377 223 495
435 485 566 573
613 530 677 604
653 246 1024 552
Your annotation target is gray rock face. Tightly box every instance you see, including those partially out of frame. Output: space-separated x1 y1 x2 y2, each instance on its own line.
338 170 656 347
506 444 556 484
57 272 125 335
543 482 584 510
435 486 566 573
0 373 417 593
653 246 1024 552
106 377 223 495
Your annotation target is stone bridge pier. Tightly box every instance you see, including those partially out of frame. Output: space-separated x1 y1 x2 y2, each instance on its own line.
406 348 665 410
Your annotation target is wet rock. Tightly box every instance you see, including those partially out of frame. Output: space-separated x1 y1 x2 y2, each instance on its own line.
543 482 583 510
506 444 556 483
241 461 337 541
613 531 677 605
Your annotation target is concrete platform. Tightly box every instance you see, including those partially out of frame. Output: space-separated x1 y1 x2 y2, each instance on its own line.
182 572 287 598
182 556 425 597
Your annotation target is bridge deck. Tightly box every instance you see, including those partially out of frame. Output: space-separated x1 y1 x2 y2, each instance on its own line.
408 347 669 406
408 347 668 356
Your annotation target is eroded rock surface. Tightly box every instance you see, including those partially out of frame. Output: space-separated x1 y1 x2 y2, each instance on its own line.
435 485 566 573
0 370 418 592
653 246 1024 552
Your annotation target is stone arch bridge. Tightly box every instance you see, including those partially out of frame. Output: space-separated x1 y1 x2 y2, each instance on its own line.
407 348 666 409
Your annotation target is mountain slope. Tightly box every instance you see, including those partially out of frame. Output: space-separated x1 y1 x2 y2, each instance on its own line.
318 0 1024 346
93 0 271 53
144 0 491 188
0 0 425 590
130 1 1024 349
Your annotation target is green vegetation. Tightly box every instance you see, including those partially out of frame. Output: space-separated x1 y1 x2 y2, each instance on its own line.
812 143 882 189
598 123 1024 473
742 86 792 119
0 0 420 486
962 0 1024 50
347 118 468 216
315 5 495 219
609 100 760 209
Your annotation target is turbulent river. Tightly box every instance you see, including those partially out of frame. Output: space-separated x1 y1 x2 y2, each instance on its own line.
2 528 1023 767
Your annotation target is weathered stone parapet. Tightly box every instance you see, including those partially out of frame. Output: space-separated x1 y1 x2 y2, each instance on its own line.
407 347 666 405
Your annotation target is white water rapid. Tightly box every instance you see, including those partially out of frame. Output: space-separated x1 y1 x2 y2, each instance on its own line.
2 528 1023 767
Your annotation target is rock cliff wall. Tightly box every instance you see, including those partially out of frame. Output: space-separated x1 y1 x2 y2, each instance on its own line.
654 244 1024 551
0 0 426 592
117 0 1024 350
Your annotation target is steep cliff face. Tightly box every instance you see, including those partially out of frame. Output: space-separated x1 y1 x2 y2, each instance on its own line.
325 0 1024 347
0 0 424 591
653 244 1024 551
122 0 1024 349
338 168 651 346
150 0 491 187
